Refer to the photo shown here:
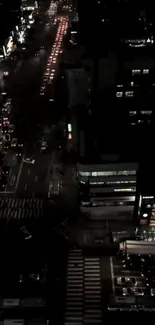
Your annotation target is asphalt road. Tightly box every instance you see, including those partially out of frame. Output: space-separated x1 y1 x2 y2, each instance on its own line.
16 153 52 196
0 3 76 218
2 7 63 197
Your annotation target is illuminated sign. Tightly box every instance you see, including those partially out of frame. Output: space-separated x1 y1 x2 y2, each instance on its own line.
18 31 25 43
67 123 72 132
6 37 14 55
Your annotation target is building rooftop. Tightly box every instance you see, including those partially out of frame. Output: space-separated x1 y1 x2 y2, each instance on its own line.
77 107 140 164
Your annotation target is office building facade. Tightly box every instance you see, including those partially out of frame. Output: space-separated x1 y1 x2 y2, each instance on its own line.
77 161 139 220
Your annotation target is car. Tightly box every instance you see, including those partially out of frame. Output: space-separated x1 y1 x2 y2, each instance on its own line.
4 141 9 150
116 276 137 286
3 117 9 126
19 273 40 283
123 287 144 296
29 273 40 281
122 287 144 296
41 140 47 151
23 158 35 164
150 288 155 296
11 138 17 147
17 139 24 147
5 98 11 106
20 226 32 240
2 106 7 112
122 287 132 296
16 147 22 156
5 133 10 142
2 164 9 175
2 126 8 133
3 71 9 77
19 274 23 283
131 287 144 296
8 124 14 133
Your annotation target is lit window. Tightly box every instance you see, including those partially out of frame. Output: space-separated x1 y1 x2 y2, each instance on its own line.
131 81 134 86
79 171 91 177
129 111 137 116
91 170 136 177
90 181 104 185
106 180 136 184
125 91 134 97
143 69 149 74
92 172 98 176
116 92 123 98
79 170 136 177
140 110 152 115
114 188 136 192
132 69 141 75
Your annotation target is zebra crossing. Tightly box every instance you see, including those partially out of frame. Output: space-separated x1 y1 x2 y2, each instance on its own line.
84 257 102 324
65 249 84 325
65 249 102 325
0 198 43 219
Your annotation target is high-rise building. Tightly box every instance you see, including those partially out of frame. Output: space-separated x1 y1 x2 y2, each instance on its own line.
72 0 155 223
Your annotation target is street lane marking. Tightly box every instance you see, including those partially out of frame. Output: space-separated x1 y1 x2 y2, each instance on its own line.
28 168 30 175
110 257 115 294
35 175 38 182
113 265 121 268
24 184 27 190
15 156 24 190
8 169 12 180
10 175 16 186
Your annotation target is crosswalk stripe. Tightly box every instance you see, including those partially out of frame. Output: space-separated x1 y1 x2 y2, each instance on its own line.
0 198 44 219
65 250 103 324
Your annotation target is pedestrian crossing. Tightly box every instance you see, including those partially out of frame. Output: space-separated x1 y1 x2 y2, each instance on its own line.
84 258 102 324
0 198 43 219
65 249 84 325
65 249 102 325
